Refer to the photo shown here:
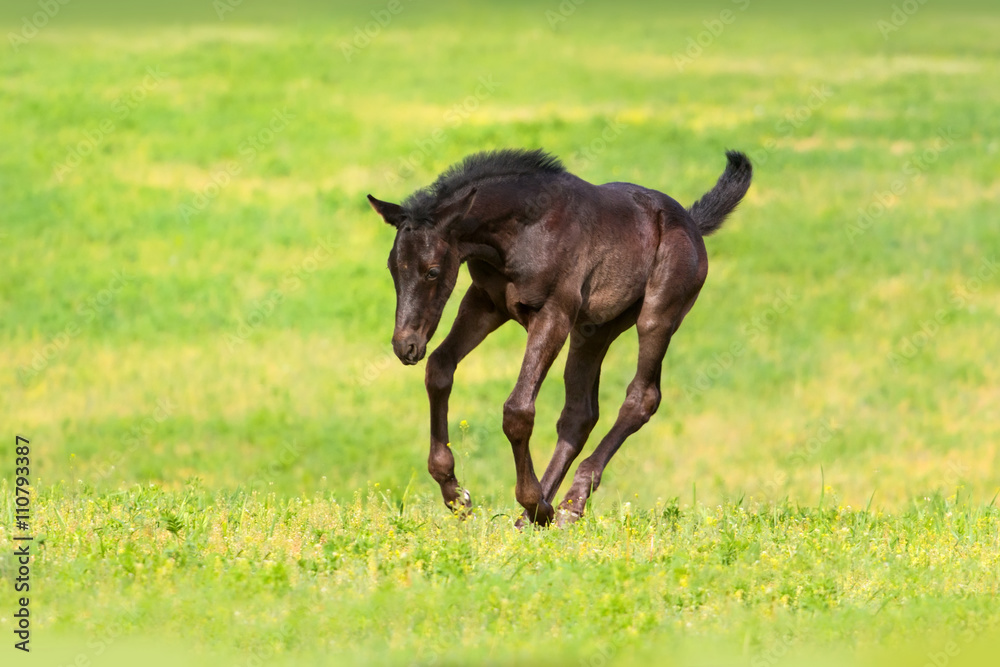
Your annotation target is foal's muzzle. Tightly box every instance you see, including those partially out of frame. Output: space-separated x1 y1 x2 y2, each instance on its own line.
392 332 427 366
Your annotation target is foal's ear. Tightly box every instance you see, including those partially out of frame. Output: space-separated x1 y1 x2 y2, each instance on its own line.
455 187 477 217
438 187 478 232
367 195 406 228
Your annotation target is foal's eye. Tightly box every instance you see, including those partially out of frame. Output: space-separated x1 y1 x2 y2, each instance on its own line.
425 267 441 281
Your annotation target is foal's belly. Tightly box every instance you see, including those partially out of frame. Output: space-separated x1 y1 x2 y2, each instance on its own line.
578 228 658 325
580 287 643 324
579 263 649 324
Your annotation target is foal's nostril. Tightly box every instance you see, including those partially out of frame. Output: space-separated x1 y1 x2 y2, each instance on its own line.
405 343 417 359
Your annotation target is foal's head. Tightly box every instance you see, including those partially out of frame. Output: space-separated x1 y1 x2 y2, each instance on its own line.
368 189 477 365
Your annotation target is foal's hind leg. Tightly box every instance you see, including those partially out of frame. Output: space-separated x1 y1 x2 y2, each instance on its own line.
514 323 618 528
425 285 508 512
516 309 638 529
557 239 705 525
540 325 617 502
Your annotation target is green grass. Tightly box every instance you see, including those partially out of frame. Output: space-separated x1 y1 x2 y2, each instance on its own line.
7 483 1000 666
2 0 999 664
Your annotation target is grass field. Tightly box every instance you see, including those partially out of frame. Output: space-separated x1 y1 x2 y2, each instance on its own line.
2 0 1000 664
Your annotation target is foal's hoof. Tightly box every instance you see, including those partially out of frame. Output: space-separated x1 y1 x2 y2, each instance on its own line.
446 489 473 517
555 501 584 527
513 510 545 530
515 499 554 529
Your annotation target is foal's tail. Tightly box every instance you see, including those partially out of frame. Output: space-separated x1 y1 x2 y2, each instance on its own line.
687 150 753 236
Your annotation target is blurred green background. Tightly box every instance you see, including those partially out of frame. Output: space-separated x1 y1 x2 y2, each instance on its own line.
4 0 997 507
2 0 999 664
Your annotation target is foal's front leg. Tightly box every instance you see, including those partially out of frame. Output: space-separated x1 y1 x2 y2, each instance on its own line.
503 303 576 525
425 286 508 511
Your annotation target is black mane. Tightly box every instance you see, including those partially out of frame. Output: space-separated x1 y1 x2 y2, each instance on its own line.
401 148 565 225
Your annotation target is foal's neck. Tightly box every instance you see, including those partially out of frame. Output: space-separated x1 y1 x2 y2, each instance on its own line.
452 196 528 271
456 235 505 270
